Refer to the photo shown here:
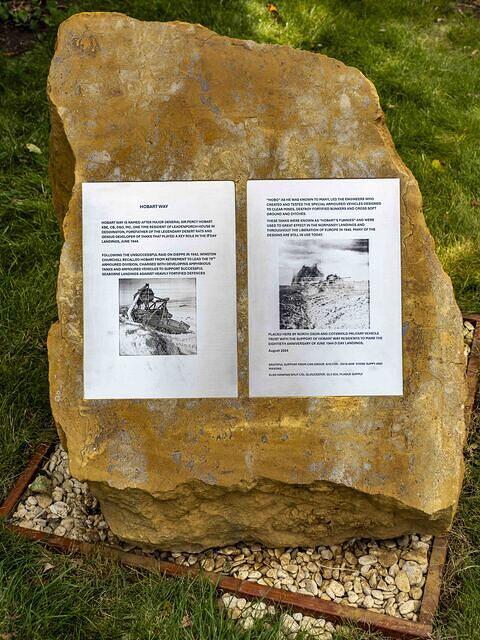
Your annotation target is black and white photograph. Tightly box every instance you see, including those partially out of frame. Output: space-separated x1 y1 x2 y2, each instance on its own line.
279 238 370 330
119 277 197 356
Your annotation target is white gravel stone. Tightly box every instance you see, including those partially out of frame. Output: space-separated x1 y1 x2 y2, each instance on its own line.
377 550 398 568
61 517 75 532
9 444 440 629
250 602 267 619
51 487 64 502
398 600 415 615
200 558 215 572
53 525 67 536
36 494 53 509
328 580 345 597
410 586 423 600
304 579 319 596
344 551 357 565
13 504 27 518
50 501 69 518
395 571 411 593
402 561 424 586
363 595 374 608
281 613 300 634
221 593 235 608
239 616 254 630
248 570 262 580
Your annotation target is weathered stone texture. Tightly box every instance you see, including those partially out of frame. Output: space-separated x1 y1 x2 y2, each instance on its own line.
48 12 466 551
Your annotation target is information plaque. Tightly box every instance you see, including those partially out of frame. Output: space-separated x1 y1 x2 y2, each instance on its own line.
82 181 237 399
247 178 403 397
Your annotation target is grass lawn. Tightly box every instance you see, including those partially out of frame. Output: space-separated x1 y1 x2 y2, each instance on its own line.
0 0 479 638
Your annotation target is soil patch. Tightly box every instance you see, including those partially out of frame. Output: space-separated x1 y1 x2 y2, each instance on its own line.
0 22 37 55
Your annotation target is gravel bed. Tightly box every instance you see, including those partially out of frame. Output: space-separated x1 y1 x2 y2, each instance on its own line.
10 443 429 629
464 319 475 358
10 446 116 544
219 594 338 638
168 534 430 622
9 320 475 637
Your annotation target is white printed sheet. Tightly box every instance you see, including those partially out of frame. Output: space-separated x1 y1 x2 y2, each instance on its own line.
82 181 237 399
247 179 403 397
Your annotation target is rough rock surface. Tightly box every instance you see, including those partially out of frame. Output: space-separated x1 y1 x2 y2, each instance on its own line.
48 12 465 551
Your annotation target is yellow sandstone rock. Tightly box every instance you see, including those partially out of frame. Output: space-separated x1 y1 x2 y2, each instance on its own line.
47 13 465 551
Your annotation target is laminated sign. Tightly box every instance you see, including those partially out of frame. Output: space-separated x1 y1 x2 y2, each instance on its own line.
82 181 238 399
247 179 402 397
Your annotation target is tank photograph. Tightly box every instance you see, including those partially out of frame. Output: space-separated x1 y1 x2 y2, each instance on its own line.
119 278 197 356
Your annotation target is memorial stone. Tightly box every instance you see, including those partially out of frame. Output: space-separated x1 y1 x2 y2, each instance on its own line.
48 13 466 550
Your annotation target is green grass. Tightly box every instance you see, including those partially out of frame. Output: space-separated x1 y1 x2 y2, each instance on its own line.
0 0 479 638
0 524 390 640
0 525 288 640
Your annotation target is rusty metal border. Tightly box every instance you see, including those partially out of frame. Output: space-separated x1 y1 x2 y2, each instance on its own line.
462 313 480 427
1 316 479 640
0 442 51 519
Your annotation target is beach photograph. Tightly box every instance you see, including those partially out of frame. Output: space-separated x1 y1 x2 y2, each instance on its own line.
279 238 370 331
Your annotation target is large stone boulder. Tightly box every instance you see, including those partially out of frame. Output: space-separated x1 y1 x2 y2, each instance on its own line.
47 12 466 551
